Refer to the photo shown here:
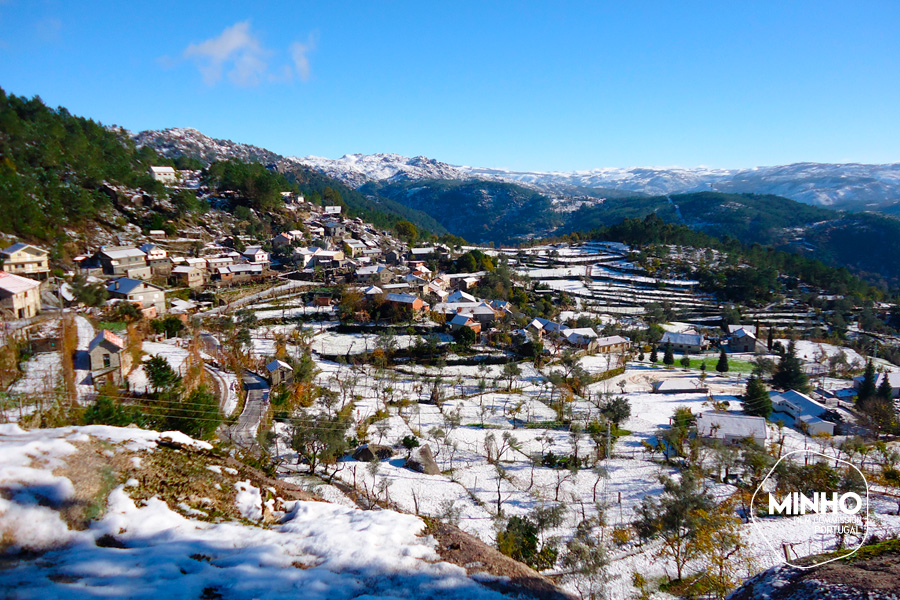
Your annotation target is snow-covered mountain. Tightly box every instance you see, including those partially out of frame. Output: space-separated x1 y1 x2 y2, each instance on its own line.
289 153 470 189
134 127 283 165
290 154 900 209
134 128 900 209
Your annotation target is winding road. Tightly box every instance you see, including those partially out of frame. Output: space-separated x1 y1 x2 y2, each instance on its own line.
224 371 270 449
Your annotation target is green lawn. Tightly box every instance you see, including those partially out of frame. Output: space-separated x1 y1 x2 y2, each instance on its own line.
641 356 757 374
97 321 127 333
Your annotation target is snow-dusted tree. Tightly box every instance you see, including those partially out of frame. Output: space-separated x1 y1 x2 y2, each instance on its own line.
561 519 610 600
635 472 712 581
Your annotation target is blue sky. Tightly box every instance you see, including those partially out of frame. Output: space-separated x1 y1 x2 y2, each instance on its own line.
1 1 898 171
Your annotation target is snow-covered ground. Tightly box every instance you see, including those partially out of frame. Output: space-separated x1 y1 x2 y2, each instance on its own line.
270 357 900 599
0 424 514 600
128 340 212 393
7 314 96 402
8 352 62 397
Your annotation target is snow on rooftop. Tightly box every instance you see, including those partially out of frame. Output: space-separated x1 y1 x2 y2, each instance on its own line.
0 271 41 294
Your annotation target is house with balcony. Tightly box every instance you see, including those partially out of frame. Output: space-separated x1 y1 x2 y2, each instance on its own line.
1 243 50 280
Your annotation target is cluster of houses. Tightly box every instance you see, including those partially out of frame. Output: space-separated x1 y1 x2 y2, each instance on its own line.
690 386 837 450
75 242 271 290
517 316 630 354
656 325 766 355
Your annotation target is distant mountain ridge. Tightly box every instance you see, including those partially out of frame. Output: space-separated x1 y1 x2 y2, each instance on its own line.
299 155 900 211
134 128 900 210
133 127 900 286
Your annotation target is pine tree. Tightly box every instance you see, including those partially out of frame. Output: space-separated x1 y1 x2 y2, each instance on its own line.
877 372 893 401
663 342 675 366
742 375 772 418
772 340 810 393
766 327 774 352
857 360 878 403
716 349 729 374
650 346 659 364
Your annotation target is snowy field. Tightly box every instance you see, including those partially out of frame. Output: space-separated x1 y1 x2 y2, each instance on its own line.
0 424 512 600
271 357 900 599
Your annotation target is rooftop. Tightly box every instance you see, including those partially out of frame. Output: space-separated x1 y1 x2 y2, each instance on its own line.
697 412 767 440
0 271 42 294
89 329 125 351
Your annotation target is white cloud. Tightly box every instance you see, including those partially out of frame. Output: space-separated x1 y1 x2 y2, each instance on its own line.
290 33 317 82
182 21 316 87
183 21 267 86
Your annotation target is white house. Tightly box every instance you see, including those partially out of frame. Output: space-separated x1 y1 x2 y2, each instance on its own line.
241 247 269 265
770 389 828 419
138 243 167 262
149 166 177 184
853 372 900 399
697 412 768 446
770 389 836 436
796 415 835 436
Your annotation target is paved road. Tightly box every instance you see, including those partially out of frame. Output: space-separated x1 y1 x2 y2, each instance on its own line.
73 315 96 401
200 280 318 317
225 371 269 449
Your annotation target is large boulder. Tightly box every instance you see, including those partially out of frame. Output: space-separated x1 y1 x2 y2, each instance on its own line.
406 445 440 475
352 444 393 462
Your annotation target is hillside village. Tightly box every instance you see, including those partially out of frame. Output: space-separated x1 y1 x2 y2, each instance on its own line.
3 157 900 599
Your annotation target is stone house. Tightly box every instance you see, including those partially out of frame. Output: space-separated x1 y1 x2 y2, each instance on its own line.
96 247 149 278
266 359 293 386
88 329 132 387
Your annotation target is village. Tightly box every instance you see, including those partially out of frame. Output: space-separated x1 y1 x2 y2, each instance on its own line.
3 164 900 600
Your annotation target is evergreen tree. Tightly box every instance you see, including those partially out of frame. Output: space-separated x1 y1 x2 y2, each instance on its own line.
716 349 729 374
857 360 878 403
877 372 893 401
663 342 675 366
650 346 659 364
766 327 774 352
742 375 772 418
772 340 810 393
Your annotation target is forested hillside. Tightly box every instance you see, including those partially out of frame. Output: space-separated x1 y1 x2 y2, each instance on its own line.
0 88 170 241
276 163 450 237
561 192 900 288
0 88 447 251
361 178 564 244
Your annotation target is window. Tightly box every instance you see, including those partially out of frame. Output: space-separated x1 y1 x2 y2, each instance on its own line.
103 354 111 368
